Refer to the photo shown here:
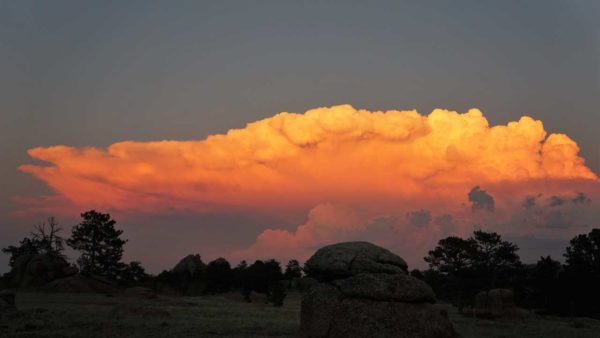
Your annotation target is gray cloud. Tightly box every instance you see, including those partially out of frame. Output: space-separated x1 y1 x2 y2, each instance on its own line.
468 186 495 212
406 209 431 228
522 195 537 209
548 193 591 208
572 192 592 205
549 196 565 207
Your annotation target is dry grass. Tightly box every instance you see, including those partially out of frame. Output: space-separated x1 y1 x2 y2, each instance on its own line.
2 292 300 337
441 303 600 338
1 292 600 337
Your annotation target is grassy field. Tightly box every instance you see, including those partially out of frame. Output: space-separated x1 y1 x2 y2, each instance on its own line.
1 291 600 337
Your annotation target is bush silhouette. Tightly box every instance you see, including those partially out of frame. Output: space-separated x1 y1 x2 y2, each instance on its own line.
241 259 285 305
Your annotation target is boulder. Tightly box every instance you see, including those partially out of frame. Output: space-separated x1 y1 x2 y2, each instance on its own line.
300 242 455 338
304 242 408 281
331 299 454 338
9 254 76 289
301 282 454 338
172 254 206 277
40 274 117 294
295 277 319 292
300 284 344 338
474 288 526 320
332 273 435 303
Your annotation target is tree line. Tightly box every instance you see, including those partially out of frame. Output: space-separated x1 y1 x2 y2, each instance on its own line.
2 211 145 283
2 210 600 316
1 210 310 306
419 229 600 318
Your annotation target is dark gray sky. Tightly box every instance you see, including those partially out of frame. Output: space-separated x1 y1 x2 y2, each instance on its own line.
1 1 599 272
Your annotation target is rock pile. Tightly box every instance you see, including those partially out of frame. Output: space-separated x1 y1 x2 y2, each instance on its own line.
300 242 455 338
474 289 527 320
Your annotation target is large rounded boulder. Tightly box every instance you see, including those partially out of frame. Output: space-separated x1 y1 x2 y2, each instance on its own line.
332 273 436 303
300 242 455 338
304 241 408 281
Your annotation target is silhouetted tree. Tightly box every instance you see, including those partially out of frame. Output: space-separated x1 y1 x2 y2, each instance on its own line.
233 260 248 289
424 230 521 310
562 228 600 317
31 217 65 257
2 217 65 266
2 237 42 267
263 259 284 285
471 230 521 288
410 269 424 280
424 236 477 275
205 257 234 293
241 259 284 304
421 269 447 296
284 259 302 279
424 236 478 309
564 228 600 276
118 261 148 284
236 260 248 270
67 210 127 278
532 256 561 309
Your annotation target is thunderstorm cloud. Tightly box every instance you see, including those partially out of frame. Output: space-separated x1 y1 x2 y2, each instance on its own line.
16 105 600 264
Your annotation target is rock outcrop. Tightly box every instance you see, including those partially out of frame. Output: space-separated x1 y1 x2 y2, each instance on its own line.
291 277 318 291
300 242 455 338
9 254 77 289
172 254 206 277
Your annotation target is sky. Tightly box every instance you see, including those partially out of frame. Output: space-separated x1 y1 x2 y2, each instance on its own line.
1 1 599 273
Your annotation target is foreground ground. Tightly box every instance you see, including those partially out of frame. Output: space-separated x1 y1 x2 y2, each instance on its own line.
1 292 600 337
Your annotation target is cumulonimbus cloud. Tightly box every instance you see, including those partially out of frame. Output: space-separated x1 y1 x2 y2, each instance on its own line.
19 105 597 215
16 105 600 265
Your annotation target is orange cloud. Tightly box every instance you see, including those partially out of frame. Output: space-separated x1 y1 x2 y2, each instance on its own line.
17 104 600 266
232 203 364 260
19 105 597 216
